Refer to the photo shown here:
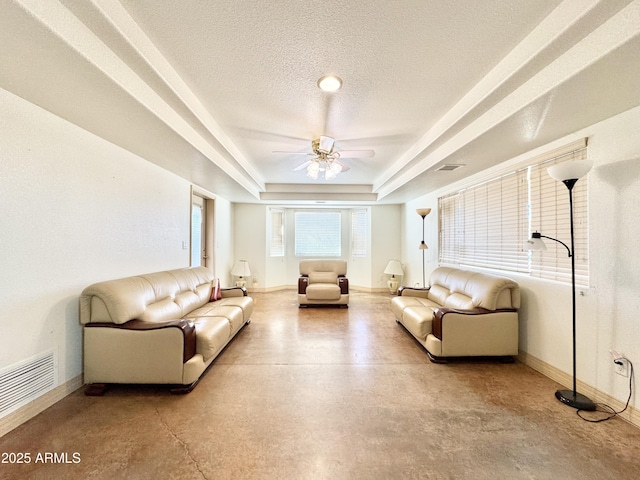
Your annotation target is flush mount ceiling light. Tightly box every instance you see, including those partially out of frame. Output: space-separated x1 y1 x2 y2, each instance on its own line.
317 75 342 92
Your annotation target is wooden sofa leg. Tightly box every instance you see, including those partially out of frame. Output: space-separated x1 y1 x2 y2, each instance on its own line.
84 383 108 396
170 379 199 394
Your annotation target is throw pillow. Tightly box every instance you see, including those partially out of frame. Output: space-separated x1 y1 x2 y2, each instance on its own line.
210 278 222 301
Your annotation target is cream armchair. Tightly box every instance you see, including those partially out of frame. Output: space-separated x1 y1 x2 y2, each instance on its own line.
298 260 349 307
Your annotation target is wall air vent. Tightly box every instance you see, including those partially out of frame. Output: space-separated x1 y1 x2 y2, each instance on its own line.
436 164 465 172
0 351 56 418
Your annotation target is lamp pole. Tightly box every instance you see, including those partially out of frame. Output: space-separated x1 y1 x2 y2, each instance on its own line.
554 178 596 410
528 158 593 410
416 208 431 288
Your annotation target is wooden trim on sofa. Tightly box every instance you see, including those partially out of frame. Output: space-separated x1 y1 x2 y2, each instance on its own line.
298 275 309 294
85 319 197 363
397 286 430 296
338 275 349 294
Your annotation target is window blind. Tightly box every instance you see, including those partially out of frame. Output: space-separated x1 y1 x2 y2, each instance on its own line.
295 211 341 257
439 147 589 286
529 149 589 285
269 208 284 257
351 209 367 257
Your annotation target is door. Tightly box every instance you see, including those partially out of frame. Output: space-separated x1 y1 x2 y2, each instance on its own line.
191 194 206 266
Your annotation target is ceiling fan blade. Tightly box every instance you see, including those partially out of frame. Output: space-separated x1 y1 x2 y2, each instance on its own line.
272 150 311 155
293 160 312 171
335 149 375 158
335 159 350 172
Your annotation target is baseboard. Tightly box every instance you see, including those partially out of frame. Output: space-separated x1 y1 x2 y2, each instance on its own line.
519 351 639 428
0 374 84 438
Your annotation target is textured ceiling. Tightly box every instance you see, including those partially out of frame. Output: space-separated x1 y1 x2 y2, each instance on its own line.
2 0 639 204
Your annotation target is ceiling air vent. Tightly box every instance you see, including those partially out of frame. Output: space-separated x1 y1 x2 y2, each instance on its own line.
436 164 464 172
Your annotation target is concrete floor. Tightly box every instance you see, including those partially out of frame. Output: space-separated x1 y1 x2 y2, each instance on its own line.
1 290 639 479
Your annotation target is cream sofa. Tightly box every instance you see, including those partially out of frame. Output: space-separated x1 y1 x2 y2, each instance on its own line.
391 266 519 362
298 260 349 307
80 266 253 394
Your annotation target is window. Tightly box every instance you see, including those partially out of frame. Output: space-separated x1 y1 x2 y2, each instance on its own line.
439 145 588 285
351 209 368 257
269 208 284 257
295 211 341 257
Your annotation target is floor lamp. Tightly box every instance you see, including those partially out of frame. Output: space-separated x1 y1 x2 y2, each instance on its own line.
526 159 594 411
416 208 431 287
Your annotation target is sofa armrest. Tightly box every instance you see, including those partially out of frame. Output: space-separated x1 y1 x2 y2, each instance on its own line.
432 307 517 340
221 286 247 297
298 275 309 294
85 318 196 363
338 275 349 294
397 286 429 297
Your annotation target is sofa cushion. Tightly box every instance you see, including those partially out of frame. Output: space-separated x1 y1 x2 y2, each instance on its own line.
428 266 520 310
306 283 341 301
390 296 439 320
442 293 474 310
299 260 347 276
80 266 214 325
216 296 254 321
402 306 436 341
190 317 231 361
427 284 449 306
308 271 338 284
186 304 245 333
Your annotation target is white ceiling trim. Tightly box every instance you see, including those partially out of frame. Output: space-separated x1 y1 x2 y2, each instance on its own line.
372 0 602 193
15 0 264 199
375 0 640 200
91 0 266 190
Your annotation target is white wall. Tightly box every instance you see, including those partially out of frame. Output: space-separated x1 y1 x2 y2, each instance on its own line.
213 195 236 287
399 106 640 409
233 204 402 291
0 88 233 391
371 205 402 290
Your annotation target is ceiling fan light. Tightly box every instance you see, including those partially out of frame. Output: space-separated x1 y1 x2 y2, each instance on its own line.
317 75 342 92
307 161 320 179
329 162 342 174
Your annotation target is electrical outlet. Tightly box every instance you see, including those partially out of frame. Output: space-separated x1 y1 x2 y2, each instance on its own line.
614 358 629 377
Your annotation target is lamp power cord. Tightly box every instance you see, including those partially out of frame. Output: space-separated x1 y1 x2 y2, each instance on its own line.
577 358 634 423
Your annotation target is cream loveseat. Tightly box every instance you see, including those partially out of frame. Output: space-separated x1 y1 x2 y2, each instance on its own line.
298 260 349 307
80 266 253 394
391 266 519 362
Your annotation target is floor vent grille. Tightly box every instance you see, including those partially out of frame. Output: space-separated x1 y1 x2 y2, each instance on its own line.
0 351 56 418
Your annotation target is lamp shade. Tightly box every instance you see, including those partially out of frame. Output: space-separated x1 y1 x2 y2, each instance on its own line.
526 232 547 251
547 159 593 182
384 260 404 276
231 260 251 277
416 208 431 218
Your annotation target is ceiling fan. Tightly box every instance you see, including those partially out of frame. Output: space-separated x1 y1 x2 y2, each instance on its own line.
273 136 374 180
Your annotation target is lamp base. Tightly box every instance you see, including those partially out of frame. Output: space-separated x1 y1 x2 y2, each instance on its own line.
555 389 596 411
